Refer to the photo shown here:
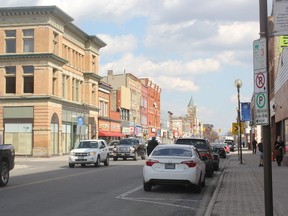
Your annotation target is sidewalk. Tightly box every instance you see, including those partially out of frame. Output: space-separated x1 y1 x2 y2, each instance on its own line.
207 148 288 216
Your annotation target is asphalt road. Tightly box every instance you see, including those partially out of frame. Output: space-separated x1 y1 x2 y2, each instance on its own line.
0 156 226 216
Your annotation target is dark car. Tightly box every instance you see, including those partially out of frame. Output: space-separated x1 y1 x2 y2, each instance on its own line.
211 143 227 158
175 138 214 177
212 151 220 171
113 138 146 161
0 144 15 186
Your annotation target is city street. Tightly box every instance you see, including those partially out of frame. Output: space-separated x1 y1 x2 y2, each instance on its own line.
0 156 227 216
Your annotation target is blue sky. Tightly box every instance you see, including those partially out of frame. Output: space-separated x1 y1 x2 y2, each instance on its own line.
1 0 274 135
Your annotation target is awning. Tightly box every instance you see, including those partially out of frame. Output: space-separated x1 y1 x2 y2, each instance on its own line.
98 131 125 137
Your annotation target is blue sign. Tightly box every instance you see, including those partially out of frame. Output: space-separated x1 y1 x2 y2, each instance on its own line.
77 116 84 126
241 102 251 121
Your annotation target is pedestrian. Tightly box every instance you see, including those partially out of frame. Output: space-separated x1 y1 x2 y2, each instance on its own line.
252 139 257 154
258 139 264 167
147 137 159 156
274 136 285 166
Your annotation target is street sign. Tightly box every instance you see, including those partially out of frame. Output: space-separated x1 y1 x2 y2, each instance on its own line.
253 38 267 70
254 92 269 125
232 122 245 135
253 37 269 126
254 70 267 93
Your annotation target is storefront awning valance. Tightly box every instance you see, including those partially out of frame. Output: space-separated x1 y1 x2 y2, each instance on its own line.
98 131 125 137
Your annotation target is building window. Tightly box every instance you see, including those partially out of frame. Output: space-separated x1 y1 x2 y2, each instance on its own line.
53 32 58 54
5 30 16 53
23 29 34 52
92 84 96 105
5 66 16 93
23 66 34 93
92 55 97 72
72 78 82 102
52 69 57 95
62 75 68 99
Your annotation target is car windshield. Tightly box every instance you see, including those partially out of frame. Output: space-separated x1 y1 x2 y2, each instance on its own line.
212 144 224 148
77 141 98 149
119 139 138 145
152 148 192 157
176 139 207 149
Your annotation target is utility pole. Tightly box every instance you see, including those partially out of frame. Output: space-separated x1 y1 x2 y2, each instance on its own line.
259 1 273 215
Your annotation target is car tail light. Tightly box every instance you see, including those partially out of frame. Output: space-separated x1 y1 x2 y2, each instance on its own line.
202 153 213 160
146 159 159 166
181 160 197 168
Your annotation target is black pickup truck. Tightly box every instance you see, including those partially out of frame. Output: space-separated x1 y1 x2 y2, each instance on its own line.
0 144 15 186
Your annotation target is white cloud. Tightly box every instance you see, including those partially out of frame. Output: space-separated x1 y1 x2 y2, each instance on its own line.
98 34 137 55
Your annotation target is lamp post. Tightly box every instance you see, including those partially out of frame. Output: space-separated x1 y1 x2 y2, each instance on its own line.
133 116 136 137
234 79 243 164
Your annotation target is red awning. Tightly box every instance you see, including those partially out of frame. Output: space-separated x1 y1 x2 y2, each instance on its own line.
98 131 125 137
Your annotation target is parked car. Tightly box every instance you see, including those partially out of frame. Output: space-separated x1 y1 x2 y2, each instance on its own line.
69 139 110 168
224 140 235 152
175 138 214 177
108 140 120 157
143 144 206 193
0 144 15 186
113 138 146 161
211 143 227 158
223 143 230 154
211 151 220 171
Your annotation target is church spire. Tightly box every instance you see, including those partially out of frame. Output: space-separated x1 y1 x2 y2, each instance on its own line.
188 96 194 108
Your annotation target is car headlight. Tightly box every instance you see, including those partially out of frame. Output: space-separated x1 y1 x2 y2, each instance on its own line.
88 152 96 156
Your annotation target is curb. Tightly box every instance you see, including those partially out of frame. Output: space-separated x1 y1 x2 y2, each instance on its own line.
204 155 230 216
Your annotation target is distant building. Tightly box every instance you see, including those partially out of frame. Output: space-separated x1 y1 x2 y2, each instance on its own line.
169 96 200 139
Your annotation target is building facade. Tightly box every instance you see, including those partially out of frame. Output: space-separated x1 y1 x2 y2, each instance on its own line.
0 6 106 156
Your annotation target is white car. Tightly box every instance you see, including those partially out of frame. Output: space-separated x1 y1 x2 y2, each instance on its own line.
69 139 109 168
143 144 206 193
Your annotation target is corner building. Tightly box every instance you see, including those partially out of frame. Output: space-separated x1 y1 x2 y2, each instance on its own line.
0 6 106 156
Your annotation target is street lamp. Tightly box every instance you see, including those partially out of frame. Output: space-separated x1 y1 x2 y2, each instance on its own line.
133 116 136 137
234 79 243 164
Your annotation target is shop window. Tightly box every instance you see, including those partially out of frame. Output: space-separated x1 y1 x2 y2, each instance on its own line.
23 29 34 52
5 66 16 93
23 66 34 93
5 30 16 53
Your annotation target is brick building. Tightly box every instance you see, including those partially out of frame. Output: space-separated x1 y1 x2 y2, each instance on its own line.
0 6 106 156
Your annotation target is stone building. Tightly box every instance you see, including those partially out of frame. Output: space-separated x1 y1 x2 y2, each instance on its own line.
0 6 106 156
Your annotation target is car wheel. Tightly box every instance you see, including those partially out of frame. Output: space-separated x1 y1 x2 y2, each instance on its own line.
206 166 214 178
113 156 118 161
104 155 109 166
95 157 100 167
69 163 75 168
81 164 86 167
192 177 202 193
143 181 152 191
201 173 206 187
0 162 9 187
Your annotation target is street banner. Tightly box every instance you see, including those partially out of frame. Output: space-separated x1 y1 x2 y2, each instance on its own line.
241 102 251 121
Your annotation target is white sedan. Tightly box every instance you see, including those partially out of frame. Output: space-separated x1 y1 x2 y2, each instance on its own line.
143 144 206 193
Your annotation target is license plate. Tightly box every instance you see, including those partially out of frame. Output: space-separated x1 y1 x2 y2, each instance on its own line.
121 153 126 156
165 163 175 169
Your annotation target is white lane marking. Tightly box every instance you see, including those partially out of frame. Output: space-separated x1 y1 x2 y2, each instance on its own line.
116 185 197 210
2 166 117 190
